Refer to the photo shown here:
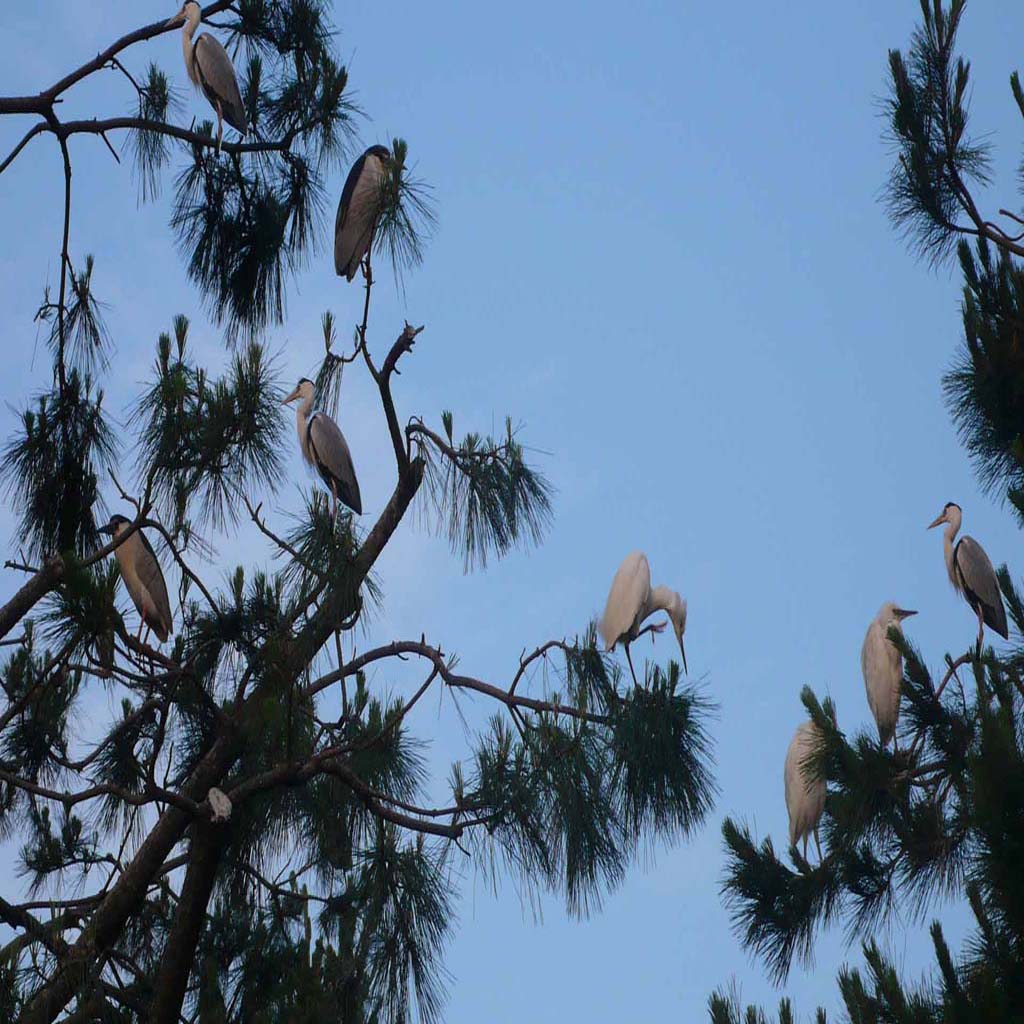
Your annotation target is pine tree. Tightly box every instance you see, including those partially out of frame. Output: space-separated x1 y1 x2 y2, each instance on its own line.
0 5 717 1022
708 3 1024 1020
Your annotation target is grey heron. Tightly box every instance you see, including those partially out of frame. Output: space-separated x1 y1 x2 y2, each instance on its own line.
784 721 826 863
928 502 1008 648
283 378 362 520
99 515 173 645
599 550 687 684
861 602 916 749
167 1 246 154
335 145 392 281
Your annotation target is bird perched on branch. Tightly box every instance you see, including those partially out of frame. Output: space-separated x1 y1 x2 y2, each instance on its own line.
99 514 173 645
861 602 916 749
784 721 826 863
167 1 246 154
928 502 1007 648
335 145 392 281
283 378 362 520
599 551 687 684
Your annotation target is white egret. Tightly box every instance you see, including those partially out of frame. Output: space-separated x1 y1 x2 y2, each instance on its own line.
784 721 826 862
599 551 687 684
283 378 362 520
99 515 173 645
335 145 392 281
928 502 1008 647
207 787 232 823
861 602 916 749
167 1 247 154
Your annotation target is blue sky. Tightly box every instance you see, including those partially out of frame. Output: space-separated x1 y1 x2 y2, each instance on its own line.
1 1 1023 1020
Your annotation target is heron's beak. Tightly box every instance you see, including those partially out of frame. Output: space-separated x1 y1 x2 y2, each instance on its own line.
678 634 688 675
927 513 946 529
895 608 917 620
165 10 186 27
282 387 301 405
98 524 116 537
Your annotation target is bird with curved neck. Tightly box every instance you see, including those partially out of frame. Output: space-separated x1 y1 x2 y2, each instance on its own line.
283 378 362 521
928 501 1008 649
600 550 688 686
167 1 247 155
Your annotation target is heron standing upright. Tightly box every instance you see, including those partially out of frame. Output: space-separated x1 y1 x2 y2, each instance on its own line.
283 378 362 521
99 515 173 645
784 721 826 863
861 602 917 749
928 502 1008 648
335 145 392 281
167 1 247 154
599 551 687 685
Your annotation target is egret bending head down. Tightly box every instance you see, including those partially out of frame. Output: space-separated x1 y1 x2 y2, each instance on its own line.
599 550 687 684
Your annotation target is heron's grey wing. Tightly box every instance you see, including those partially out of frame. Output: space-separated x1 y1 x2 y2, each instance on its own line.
137 531 173 642
599 551 651 650
194 34 247 133
955 536 1008 638
860 621 900 744
334 153 384 281
308 412 362 514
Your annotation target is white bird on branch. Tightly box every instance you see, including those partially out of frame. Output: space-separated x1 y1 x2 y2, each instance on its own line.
599 551 687 685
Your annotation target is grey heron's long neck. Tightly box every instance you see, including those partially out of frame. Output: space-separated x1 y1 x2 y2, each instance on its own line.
182 13 201 86
943 520 960 589
295 396 315 464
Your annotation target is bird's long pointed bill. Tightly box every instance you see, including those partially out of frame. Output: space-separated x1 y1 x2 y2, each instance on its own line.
282 387 301 405
927 514 945 529
679 637 688 674
896 608 918 619
165 12 184 27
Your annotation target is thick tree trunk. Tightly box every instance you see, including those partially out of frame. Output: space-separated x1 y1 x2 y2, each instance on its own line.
150 825 228 1024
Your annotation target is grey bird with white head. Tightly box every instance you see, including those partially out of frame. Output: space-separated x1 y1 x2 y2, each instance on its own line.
861 602 917 749
283 378 362 521
335 145 392 281
928 502 1008 648
599 550 687 685
167 2 247 154
784 721 826 863
99 515 173 645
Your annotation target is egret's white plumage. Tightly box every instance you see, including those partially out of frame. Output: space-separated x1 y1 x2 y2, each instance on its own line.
928 502 1008 646
168 2 246 153
335 145 391 281
861 602 916 748
207 787 232 823
599 551 687 681
283 378 362 519
784 721 826 861
100 515 173 644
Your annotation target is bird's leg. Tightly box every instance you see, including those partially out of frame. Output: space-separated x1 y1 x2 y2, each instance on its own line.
215 102 224 156
624 642 640 688
813 828 822 864
976 606 985 655
801 835 808 861
330 481 339 529
136 619 144 642
892 733 900 755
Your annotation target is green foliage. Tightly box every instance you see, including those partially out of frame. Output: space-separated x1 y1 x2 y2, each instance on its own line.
132 317 285 528
1 369 116 561
419 416 554 570
131 62 177 203
373 138 437 285
883 0 989 265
